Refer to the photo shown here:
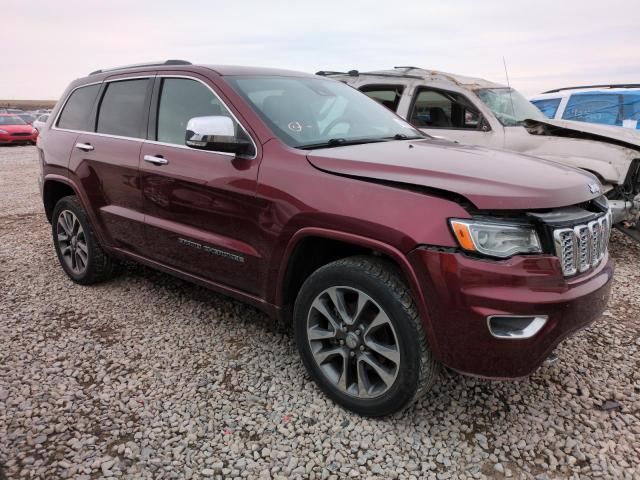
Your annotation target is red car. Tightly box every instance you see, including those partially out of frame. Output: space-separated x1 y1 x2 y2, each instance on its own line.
0 114 38 145
38 61 613 416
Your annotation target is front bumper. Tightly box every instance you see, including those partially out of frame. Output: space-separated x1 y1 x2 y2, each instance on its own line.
409 248 614 378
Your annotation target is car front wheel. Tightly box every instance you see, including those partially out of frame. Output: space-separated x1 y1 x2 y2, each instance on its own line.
294 256 438 417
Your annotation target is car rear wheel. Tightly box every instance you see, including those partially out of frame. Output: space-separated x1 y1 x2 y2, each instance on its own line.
294 256 438 417
52 195 120 285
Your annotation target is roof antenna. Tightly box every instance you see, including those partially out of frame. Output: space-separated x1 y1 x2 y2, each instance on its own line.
503 56 516 117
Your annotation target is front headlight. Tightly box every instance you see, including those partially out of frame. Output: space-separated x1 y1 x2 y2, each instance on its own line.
449 219 542 258
0 129 8 134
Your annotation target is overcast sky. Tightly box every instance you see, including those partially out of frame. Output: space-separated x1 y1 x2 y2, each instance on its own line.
3 0 639 100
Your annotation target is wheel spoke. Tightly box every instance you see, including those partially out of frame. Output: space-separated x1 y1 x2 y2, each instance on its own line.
364 310 391 336
76 240 88 254
327 287 351 324
71 217 80 236
308 325 336 341
356 357 372 398
352 293 369 324
61 245 72 256
365 338 400 365
311 298 341 331
58 216 71 235
359 352 396 387
313 345 348 365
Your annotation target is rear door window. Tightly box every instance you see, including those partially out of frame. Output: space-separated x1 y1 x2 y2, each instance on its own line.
409 88 481 129
97 79 151 138
562 92 620 126
359 85 404 112
531 98 561 118
57 84 101 131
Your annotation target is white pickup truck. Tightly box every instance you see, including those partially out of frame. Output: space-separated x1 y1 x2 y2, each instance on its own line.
319 67 640 234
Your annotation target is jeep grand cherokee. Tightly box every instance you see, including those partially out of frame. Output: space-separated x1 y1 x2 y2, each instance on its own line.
38 60 614 416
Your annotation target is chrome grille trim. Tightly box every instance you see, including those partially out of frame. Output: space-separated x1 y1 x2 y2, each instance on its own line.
553 210 611 277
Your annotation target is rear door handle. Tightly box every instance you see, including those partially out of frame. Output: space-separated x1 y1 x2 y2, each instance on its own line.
75 142 94 152
143 155 168 166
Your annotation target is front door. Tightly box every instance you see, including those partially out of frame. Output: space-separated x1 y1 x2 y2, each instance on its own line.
407 87 498 147
140 74 263 294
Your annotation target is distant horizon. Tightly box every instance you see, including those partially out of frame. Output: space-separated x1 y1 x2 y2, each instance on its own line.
3 0 639 99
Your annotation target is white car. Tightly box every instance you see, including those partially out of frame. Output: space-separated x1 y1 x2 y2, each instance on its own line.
33 113 49 132
530 85 640 130
319 67 640 229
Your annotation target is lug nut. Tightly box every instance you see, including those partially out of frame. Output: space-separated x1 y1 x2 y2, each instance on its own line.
359 345 365 351
350 351 355 357
355 329 361 335
339 340 345 346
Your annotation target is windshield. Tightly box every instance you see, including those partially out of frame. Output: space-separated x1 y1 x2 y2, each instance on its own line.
0 115 26 125
476 88 545 126
227 76 425 148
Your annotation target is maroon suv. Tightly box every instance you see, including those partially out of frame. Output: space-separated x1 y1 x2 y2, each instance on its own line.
38 60 614 416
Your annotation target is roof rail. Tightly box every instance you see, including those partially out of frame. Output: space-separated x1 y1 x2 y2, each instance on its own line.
89 59 192 76
543 83 640 94
316 69 424 80
316 70 360 77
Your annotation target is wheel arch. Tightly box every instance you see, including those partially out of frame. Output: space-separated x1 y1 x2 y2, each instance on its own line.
275 228 434 341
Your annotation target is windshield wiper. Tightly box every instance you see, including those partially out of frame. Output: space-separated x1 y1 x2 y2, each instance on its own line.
298 137 389 150
298 133 426 150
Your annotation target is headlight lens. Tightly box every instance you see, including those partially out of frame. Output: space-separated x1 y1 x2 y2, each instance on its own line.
450 219 542 258
0 129 8 134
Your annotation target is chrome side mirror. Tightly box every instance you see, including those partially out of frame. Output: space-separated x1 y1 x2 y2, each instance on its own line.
185 116 254 155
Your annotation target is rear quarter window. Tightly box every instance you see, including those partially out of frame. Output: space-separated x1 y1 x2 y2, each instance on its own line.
56 84 101 131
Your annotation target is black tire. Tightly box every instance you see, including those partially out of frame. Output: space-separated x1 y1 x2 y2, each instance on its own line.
294 255 438 417
52 195 120 285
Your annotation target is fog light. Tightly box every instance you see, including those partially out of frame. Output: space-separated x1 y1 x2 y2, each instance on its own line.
487 315 548 339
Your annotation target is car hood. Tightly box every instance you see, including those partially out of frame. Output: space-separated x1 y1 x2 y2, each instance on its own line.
524 118 640 151
0 124 33 133
306 139 602 210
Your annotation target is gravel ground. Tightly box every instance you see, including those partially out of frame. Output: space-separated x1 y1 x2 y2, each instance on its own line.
1 145 639 480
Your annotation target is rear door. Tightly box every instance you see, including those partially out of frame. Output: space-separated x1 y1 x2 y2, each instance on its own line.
140 73 263 294
46 83 102 181
68 75 153 253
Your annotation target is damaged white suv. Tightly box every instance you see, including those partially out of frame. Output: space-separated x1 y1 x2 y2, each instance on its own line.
320 67 640 234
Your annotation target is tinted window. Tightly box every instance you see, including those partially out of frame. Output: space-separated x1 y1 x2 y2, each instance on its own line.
410 88 481 129
156 78 234 145
57 84 100 130
97 79 150 138
360 85 404 112
531 98 561 119
562 92 620 126
622 93 640 129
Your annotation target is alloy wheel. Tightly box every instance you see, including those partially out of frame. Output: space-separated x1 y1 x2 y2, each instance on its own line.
306 286 400 398
56 210 88 274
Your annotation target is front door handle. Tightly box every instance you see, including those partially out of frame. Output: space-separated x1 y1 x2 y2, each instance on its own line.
75 142 94 152
143 155 168 166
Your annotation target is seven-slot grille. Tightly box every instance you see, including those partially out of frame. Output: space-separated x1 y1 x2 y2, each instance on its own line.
553 211 612 276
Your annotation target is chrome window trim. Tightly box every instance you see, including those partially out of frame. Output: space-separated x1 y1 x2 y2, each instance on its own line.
52 74 258 160
152 74 257 160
